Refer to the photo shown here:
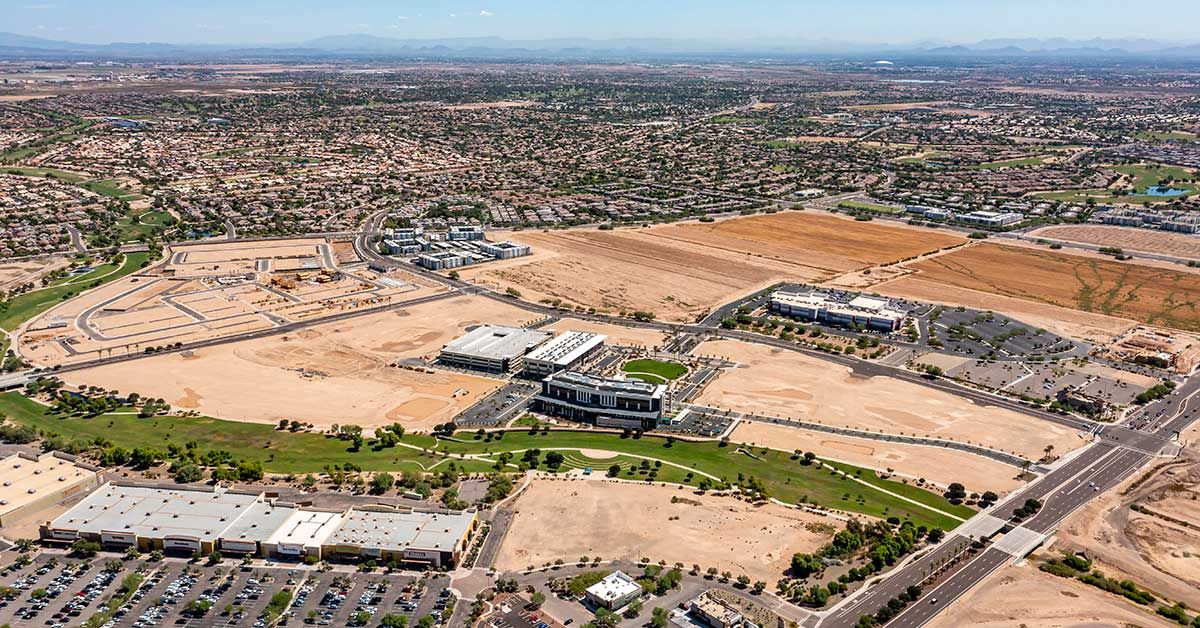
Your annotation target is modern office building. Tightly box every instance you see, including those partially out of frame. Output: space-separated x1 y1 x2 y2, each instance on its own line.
0 452 100 528
534 370 665 429
769 291 904 332
522 331 607 378
585 571 643 610
954 210 1024 227
440 325 552 373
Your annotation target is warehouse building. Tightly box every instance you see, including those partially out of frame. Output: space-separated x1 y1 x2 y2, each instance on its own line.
585 571 643 610
43 483 261 554
769 291 904 333
322 508 477 567
0 452 100 528
522 331 607 378
534 370 665 429
440 325 552 373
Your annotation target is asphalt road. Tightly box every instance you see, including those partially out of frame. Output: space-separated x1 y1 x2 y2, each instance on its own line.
818 376 1200 628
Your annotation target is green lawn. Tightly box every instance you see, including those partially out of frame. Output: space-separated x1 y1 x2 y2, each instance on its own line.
837 200 902 214
970 155 1049 170
81 179 142 201
0 251 151 331
1 166 87 182
1132 130 1198 142
0 393 969 529
110 209 173 243
622 359 688 383
1033 163 1198 204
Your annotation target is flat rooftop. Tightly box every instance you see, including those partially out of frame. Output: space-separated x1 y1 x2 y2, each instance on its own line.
327 509 475 553
526 331 606 367
0 453 97 516
49 483 260 541
267 509 344 548
587 571 642 602
219 501 297 544
442 325 551 361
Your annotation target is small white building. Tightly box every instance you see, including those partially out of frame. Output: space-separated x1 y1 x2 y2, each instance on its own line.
585 571 643 610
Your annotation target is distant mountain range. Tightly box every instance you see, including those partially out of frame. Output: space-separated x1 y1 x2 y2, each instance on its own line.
2 32 1199 61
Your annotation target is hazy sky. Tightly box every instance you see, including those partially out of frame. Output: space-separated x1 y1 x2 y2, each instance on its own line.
6 0 1200 45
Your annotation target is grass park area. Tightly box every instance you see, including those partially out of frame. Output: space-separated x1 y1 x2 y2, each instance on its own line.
0 251 151 331
1 166 142 201
1132 130 1198 142
621 358 688 383
0 392 971 529
1033 163 1198 204
970 155 1050 170
837 199 903 214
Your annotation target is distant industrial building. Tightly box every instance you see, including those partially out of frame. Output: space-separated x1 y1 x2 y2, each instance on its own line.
42 483 477 566
0 452 100 528
439 325 552 373
585 571 643 610
534 371 665 429
522 331 606 378
769 291 904 333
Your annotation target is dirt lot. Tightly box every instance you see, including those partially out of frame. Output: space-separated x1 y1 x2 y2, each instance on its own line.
466 213 960 322
1055 458 1200 609
926 564 1178 628
495 477 836 582
0 256 67 292
1029 224 1200 260
729 421 1024 496
64 295 534 432
542 317 668 348
694 339 1085 460
897 243 1200 333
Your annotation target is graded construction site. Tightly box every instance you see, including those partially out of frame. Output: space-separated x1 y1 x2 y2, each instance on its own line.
18 238 441 366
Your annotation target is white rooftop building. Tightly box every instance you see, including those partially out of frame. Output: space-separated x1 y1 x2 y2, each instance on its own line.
586 571 643 610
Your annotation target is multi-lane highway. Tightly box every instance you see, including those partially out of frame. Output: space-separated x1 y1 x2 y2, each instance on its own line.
817 376 1200 628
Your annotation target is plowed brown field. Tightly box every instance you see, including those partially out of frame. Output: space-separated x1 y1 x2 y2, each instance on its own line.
903 243 1200 332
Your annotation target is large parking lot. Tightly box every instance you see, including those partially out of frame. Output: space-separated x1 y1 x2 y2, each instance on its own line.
0 552 455 628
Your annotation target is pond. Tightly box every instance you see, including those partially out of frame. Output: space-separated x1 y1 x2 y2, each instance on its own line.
1144 186 1189 197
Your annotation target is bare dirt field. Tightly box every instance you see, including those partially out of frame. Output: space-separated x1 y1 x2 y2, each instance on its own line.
542 317 668 348
495 477 837 582
0 256 68 292
694 339 1085 460
467 213 961 322
897 243 1200 333
729 421 1024 496
1056 458 1200 609
926 564 1177 628
64 295 534 432
1028 224 1200 260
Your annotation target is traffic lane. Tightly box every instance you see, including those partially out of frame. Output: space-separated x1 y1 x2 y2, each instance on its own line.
1025 448 1148 534
881 549 1010 628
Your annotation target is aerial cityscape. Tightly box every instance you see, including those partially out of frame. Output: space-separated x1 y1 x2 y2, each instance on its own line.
1 2 1200 628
